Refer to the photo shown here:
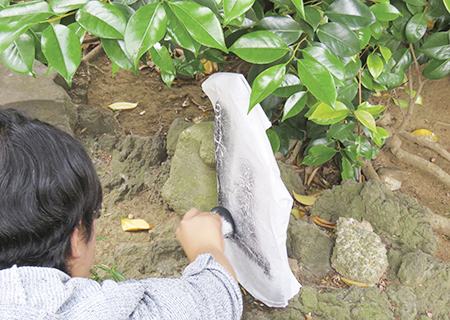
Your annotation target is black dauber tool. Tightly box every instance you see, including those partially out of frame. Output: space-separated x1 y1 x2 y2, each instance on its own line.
211 206 236 238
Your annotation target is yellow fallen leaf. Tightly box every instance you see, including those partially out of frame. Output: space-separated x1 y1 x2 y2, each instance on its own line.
341 277 369 288
312 216 336 229
121 216 152 232
107 102 138 111
291 208 306 220
201 59 219 74
412 129 438 142
293 191 317 206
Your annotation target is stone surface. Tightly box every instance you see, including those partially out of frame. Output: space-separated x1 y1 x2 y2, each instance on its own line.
166 117 194 157
377 167 409 191
331 217 388 285
278 161 305 195
78 108 118 135
310 179 438 255
88 133 167 205
162 121 218 214
287 217 334 281
0 61 77 134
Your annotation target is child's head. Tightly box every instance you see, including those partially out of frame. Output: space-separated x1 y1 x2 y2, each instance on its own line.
0 109 102 275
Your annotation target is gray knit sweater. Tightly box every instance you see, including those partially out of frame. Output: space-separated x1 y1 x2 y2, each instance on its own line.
0 253 243 319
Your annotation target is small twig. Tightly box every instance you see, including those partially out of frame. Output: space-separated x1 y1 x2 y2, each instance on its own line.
307 166 320 186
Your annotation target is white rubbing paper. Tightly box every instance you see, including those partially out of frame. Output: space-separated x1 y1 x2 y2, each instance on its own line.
202 73 301 308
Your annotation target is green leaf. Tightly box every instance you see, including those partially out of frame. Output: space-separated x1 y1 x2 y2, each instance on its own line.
229 31 289 64
405 13 427 43
379 45 392 62
150 43 176 88
327 121 356 141
303 6 322 30
0 0 8 9
113 3 136 21
273 73 303 97
317 22 360 57
341 156 356 180
445 0 450 13
370 126 389 146
354 109 376 132
360 68 373 90
391 48 412 74
255 15 302 45
422 58 450 80
343 56 362 79
266 128 280 154
223 0 255 25
101 39 137 75
68 22 86 44
326 0 376 30
250 64 286 112
42 24 81 86
355 27 371 50
1 32 35 76
404 0 426 6
168 1 226 52
76 1 127 39
370 3 402 21
369 20 383 39
338 78 358 101
303 45 346 85
124 3 167 65
0 1 53 28
308 101 350 125
50 0 88 14
282 91 307 121
165 3 201 56
301 145 337 166
297 59 336 108
356 135 377 160
357 101 387 115
367 54 383 79
393 99 409 108
0 25 28 53
292 0 305 19
404 90 423 105
421 32 450 60
200 48 226 63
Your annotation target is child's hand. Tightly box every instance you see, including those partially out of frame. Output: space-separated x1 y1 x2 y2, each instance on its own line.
176 208 225 263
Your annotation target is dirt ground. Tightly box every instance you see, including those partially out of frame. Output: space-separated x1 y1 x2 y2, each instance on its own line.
72 52 450 282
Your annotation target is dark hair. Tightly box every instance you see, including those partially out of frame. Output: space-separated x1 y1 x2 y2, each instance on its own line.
0 109 102 275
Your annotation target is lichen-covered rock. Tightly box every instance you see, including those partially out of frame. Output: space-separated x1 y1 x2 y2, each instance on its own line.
162 121 218 214
288 217 334 281
331 217 388 285
310 180 438 255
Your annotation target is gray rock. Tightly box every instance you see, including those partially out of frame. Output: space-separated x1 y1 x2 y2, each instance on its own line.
78 108 118 135
278 161 305 195
166 118 194 157
377 167 408 191
288 217 334 281
0 61 77 134
331 217 388 285
397 250 450 318
95 133 167 204
386 285 417 320
310 179 438 255
162 121 218 214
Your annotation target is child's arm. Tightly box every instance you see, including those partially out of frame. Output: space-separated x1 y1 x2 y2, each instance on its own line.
176 208 237 281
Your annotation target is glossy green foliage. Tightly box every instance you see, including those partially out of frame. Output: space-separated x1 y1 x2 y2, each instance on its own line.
0 0 448 180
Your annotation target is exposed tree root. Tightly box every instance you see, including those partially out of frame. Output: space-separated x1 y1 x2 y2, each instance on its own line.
398 131 450 163
385 135 450 189
81 44 105 66
428 213 450 237
361 161 381 183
